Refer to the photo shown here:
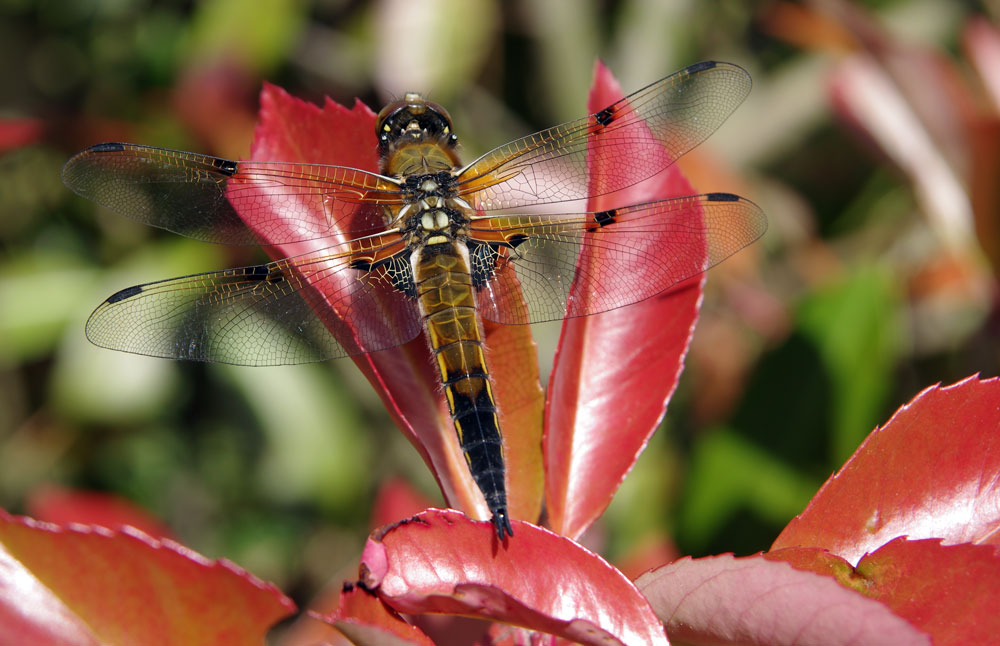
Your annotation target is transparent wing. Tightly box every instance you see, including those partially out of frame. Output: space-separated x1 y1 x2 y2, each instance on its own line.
456 61 751 210
62 143 403 245
470 193 766 324
85 237 422 366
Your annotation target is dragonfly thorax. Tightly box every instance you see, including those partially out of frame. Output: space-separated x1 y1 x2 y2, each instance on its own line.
397 185 474 249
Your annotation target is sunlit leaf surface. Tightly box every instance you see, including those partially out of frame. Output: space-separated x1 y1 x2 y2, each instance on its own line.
773 376 1000 562
0 510 294 646
359 509 668 646
544 61 707 541
637 552 930 646
769 538 1000 646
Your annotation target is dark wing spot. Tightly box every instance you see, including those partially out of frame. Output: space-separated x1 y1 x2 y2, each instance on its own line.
90 142 126 153
246 264 271 280
507 233 528 248
349 258 373 272
594 209 617 227
212 157 238 176
706 192 739 202
244 264 284 283
686 60 717 73
107 284 143 304
594 107 615 127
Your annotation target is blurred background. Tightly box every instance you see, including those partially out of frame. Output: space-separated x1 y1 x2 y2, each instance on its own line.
2 0 999 610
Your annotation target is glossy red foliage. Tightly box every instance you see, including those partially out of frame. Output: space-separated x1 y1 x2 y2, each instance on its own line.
359 509 667 646
545 61 704 540
770 538 1000 646
28 61 1000 646
0 510 294 646
773 375 1000 562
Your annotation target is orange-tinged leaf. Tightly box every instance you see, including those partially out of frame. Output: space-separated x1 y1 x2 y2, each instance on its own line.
359 508 668 646
0 509 294 646
853 538 1000 646
483 319 545 526
769 538 1000 646
773 375 1000 562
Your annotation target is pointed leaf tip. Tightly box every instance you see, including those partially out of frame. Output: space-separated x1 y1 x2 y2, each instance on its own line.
774 375 1000 562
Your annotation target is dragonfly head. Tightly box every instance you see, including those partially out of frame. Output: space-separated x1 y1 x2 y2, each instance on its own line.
376 93 459 159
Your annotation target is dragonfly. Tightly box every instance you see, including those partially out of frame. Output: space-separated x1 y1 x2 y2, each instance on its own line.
63 60 766 541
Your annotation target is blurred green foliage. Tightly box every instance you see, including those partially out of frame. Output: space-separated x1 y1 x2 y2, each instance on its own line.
2 0 999 606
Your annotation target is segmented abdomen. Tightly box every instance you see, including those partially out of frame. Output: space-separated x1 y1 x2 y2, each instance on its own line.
412 242 510 538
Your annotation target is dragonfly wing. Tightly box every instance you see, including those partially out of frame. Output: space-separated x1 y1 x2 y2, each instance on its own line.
471 193 766 325
86 243 422 366
456 61 751 210
62 143 402 245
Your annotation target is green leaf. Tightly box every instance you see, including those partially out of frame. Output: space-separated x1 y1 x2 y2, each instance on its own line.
677 428 819 548
797 264 900 462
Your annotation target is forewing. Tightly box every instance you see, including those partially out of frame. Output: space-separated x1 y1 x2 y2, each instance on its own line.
456 61 751 210
472 193 766 324
85 241 422 366
62 143 403 245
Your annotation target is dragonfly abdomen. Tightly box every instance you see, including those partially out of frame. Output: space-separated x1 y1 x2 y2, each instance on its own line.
413 243 511 539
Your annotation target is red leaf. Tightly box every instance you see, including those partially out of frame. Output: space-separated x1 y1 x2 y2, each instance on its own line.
0 509 294 646
318 583 435 646
773 375 1000 562
359 509 667 646
854 538 1000 646
544 61 704 539
636 552 930 645
27 485 174 540
769 538 1000 646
